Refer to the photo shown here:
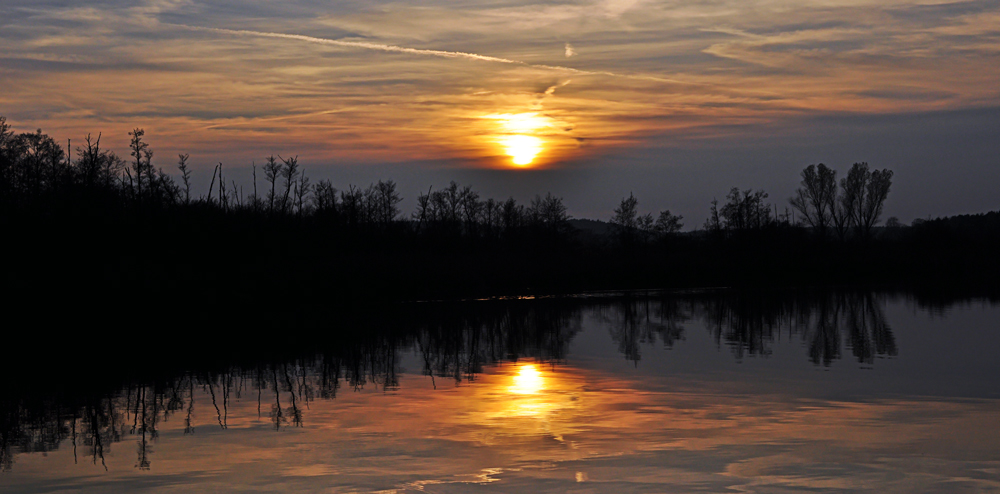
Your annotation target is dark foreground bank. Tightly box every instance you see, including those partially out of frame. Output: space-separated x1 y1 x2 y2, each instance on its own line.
5 206 999 311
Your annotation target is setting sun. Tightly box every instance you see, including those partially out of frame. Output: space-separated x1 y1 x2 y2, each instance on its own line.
502 135 542 166
484 113 552 167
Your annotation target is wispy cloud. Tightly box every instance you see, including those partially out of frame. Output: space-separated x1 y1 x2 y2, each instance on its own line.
171 24 694 86
178 25 525 64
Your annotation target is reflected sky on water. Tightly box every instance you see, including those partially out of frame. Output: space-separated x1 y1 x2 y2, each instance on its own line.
2 292 999 492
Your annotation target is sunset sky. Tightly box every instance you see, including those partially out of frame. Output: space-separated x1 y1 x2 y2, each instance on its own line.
2 0 998 223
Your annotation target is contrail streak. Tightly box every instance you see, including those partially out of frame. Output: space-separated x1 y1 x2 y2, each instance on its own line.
173 24 693 85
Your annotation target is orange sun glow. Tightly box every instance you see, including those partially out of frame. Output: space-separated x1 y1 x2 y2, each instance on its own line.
484 113 551 167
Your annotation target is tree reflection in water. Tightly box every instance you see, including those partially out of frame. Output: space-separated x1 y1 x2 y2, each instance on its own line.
597 291 896 366
697 291 897 365
0 291 974 472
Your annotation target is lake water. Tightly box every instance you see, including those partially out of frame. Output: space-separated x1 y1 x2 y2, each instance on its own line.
2 291 999 493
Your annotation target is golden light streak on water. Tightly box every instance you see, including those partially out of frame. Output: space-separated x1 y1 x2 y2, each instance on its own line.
509 363 544 395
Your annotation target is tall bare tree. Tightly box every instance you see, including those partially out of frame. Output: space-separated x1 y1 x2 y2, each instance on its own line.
177 154 191 204
0 117 13 200
279 155 299 213
535 193 570 230
611 193 639 229
842 162 894 238
610 193 642 244
789 163 837 234
314 179 338 216
370 180 401 226
704 198 721 232
721 188 771 231
654 210 684 235
128 129 150 203
412 186 432 230
500 197 523 233
262 155 282 213
295 171 311 216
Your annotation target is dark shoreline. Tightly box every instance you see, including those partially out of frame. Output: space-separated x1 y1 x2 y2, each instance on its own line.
6 208 999 312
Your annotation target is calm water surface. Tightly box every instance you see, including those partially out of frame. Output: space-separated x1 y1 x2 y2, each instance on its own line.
2 292 999 492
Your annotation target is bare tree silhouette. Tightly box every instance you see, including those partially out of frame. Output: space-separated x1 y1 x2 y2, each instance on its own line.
790 163 837 236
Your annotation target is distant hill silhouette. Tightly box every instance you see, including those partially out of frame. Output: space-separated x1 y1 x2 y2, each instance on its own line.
569 218 615 236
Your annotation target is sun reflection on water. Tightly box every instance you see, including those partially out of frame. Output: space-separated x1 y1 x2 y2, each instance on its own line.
502 363 566 419
509 363 544 395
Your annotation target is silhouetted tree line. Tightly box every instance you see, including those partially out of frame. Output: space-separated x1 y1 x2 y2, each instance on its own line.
606 162 895 241
0 117 574 236
0 117 895 239
598 160 996 291
2 118 998 305
608 192 684 245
